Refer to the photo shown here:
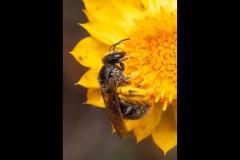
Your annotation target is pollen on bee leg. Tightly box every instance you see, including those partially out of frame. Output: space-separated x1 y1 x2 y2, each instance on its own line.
117 86 147 96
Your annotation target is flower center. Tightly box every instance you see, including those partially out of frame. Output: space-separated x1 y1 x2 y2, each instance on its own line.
122 8 177 111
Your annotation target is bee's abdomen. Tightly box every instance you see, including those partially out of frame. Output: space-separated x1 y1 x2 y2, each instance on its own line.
119 99 149 120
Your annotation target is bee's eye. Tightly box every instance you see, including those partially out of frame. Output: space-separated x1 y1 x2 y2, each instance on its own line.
113 54 122 59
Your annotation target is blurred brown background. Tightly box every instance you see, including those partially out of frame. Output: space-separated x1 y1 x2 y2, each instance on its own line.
63 0 177 159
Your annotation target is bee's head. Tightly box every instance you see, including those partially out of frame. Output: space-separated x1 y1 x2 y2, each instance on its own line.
102 51 126 64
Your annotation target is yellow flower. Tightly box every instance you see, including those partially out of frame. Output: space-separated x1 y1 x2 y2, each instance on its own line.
71 0 177 155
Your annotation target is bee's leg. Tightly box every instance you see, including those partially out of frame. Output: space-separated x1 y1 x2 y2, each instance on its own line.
119 56 129 63
117 86 147 96
119 56 129 70
120 62 125 70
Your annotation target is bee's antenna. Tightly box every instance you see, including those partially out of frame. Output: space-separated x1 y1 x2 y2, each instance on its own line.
109 38 130 52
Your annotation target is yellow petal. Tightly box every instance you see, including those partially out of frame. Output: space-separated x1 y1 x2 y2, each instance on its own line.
111 0 143 24
83 0 124 23
82 0 130 45
141 0 176 12
141 0 156 12
80 22 128 45
83 9 129 30
86 88 105 108
76 68 99 88
151 105 177 155
124 102 163 142
126 0 146 11
155 0 177 11
70 37 108 68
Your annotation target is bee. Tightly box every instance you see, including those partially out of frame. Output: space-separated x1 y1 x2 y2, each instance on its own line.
97 38 149 139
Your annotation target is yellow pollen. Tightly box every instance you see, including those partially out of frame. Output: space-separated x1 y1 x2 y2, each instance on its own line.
122 9 177 111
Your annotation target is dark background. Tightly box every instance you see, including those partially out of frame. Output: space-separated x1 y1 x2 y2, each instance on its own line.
63 0 177 159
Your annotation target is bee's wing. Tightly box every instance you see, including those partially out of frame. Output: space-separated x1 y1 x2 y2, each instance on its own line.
100 78 130 139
